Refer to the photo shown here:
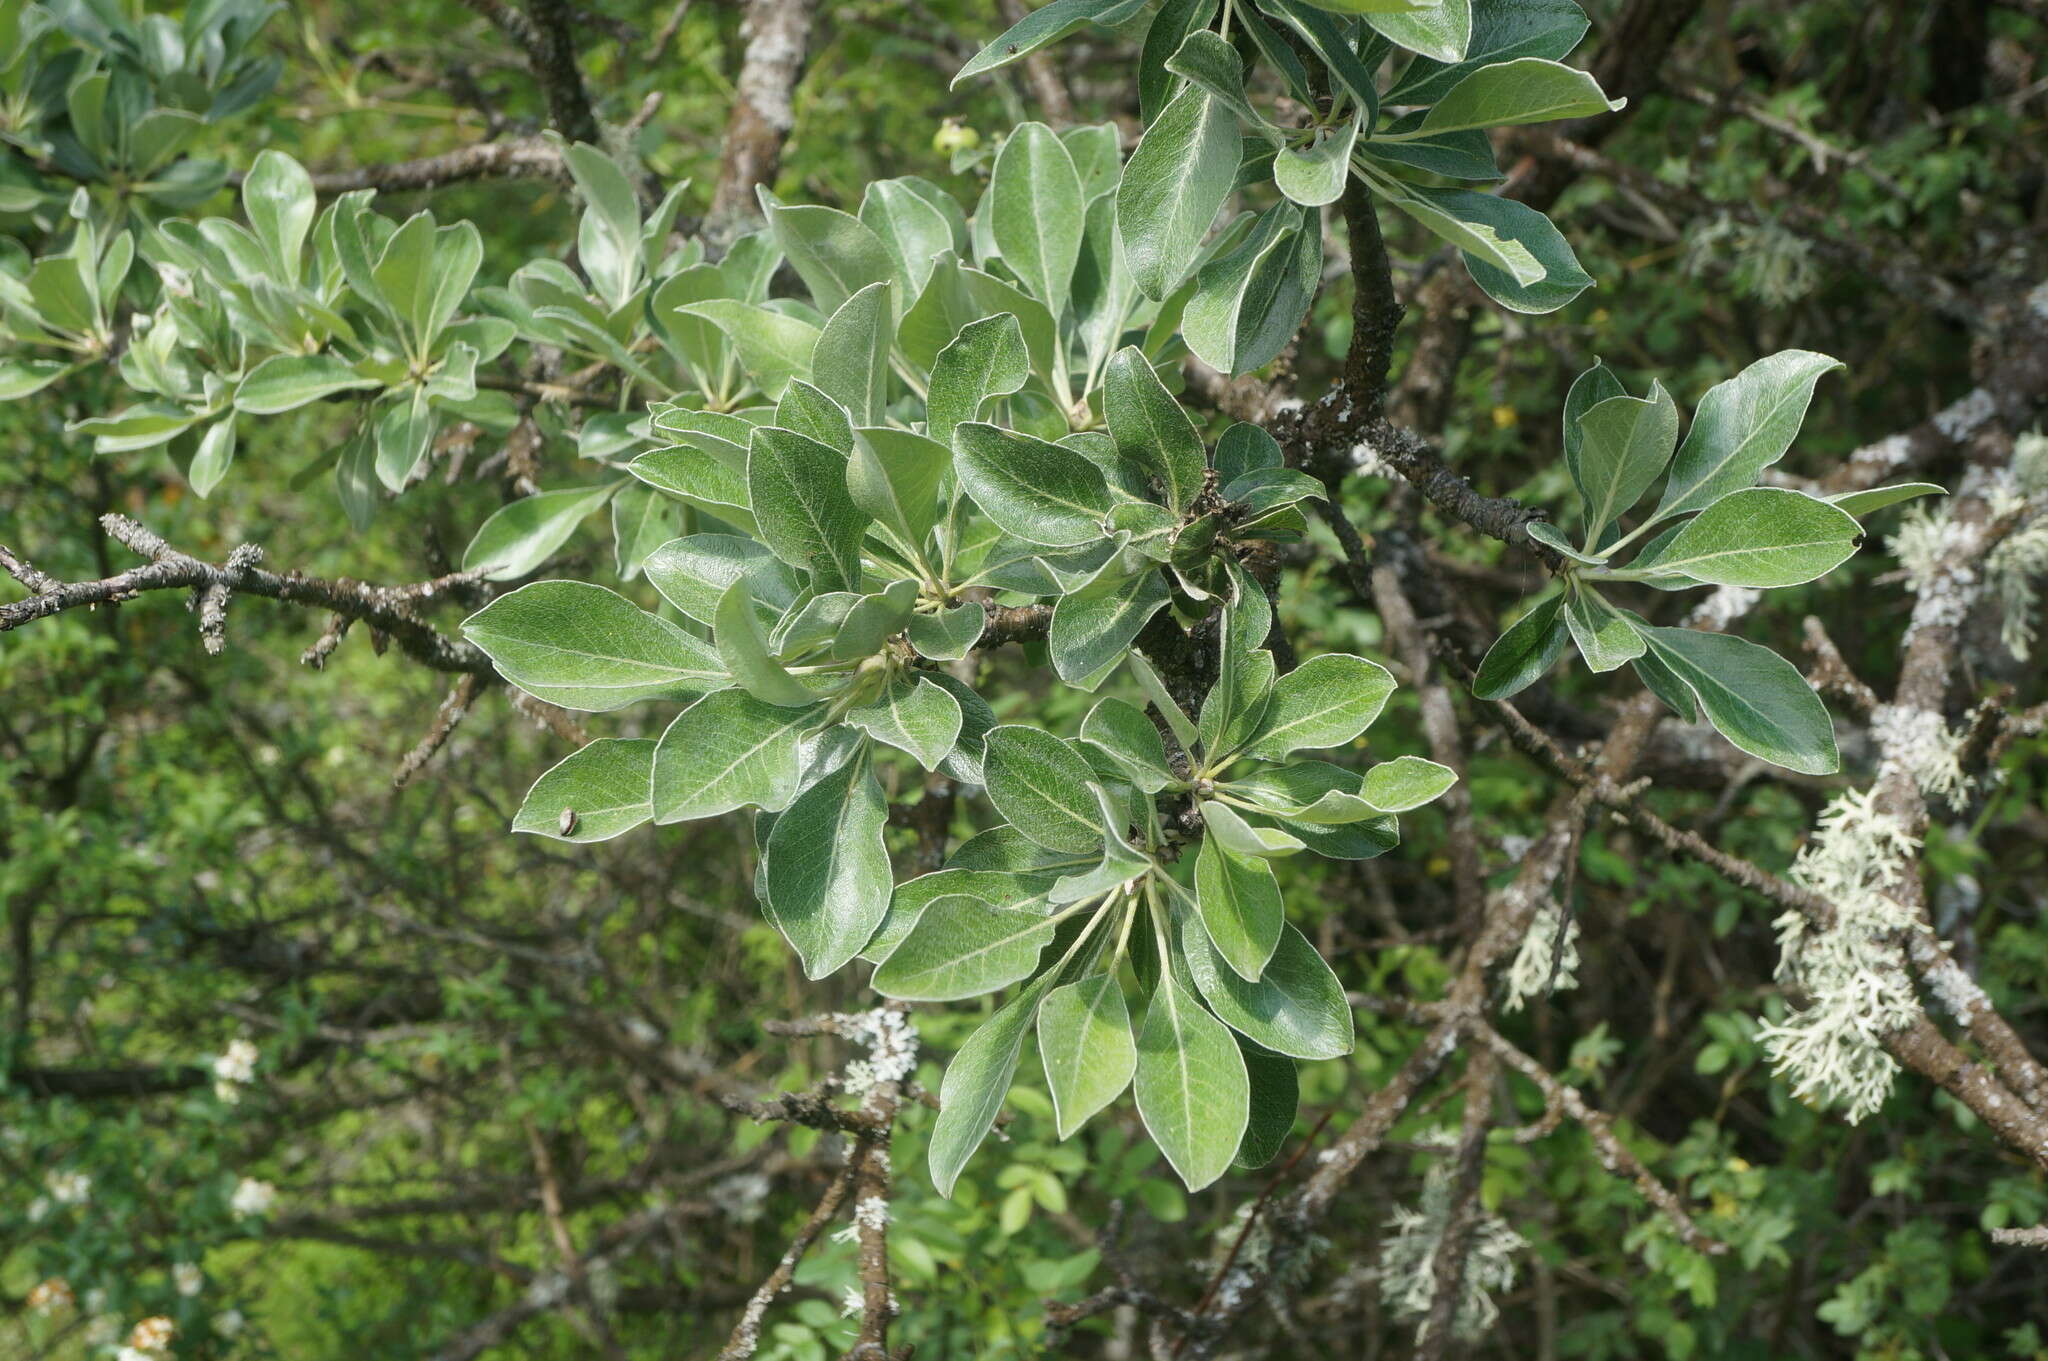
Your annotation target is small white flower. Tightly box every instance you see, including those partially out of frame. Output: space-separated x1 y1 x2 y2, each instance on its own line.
230 1177 278 1217
212 1038 259 1086
173 1262 204 1297
213 1309 246 1338
46 1170 92 1205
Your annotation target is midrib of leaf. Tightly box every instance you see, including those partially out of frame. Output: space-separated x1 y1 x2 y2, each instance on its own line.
1662 384 1817 516
1007 762 1097 842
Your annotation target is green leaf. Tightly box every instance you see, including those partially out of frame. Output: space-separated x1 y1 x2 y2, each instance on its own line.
611 483 682 580
241 150 315 285
983 726 1106 854
1050 564 1172 687
1644 487 1862 588
952 0 1142 86
1200 798 1306 858
652 689 822 822
1118 82 1241 300
715 578 819 707
1242 653 1396 761
1225 760 1377 825
1472 591 1568 699
1576 381 1679 542
775 380 855 454
929 977 1054 1197
847 426 949 550
1135 975 1250 1191
909 602 988 661
1649 350 1844 524
867 865 1058 963
1275 111 1361 207
630 446 757 534
1564 586 1644 672
1234 1039 1298 1168
927 312 1029 446
991 122 1085 319
1140 0 1218 123
1638 625 1839 775
1194 833 1284 980
1104 346 1207 514
188 419 238 498
761 745 892 977
512 738 656 843
748 426 869 592
826 581 920 661
1183 921 1353 1061
1040 974 1138 1138
1363 0 1472 62
1418 57 1621 135
462 581 724 711
1164 31 1279 143
0 358 73 400
1386 0 1590 105
758 193 894 316
861 177 957 300
1080 697 1176 792
1361 754 1458 811
1632 646 1699 723
461 483 620 581
1828 483 1946 517
1257 0 1384 119
845 674 964 771
873 895 1058 1001
1214 422 1283 485
676 299 820 399
955 422 1115 548
1183 201 1320 376
644 534 800 627
810 281 894 426
69 403 201 454
1562 357 1626 499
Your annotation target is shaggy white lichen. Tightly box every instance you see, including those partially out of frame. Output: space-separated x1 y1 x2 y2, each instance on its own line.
1501 900 1581 1013
1683 215 1819 306
1869 704 1969 811
1378 1164 1525 1343
1758 789 1922 1122
836 1008 919 1098
1983 430 2048 657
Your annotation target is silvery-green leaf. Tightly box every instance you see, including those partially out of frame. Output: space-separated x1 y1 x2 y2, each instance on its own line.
928 975 1056 1197
811 280 894 426
1118 83 1241 300
1644 487 1862 588
1135 974 1249 1191
677 298 819 399
1194 832 1284 980
462 581 725 711
983 725 1106 855
461 482 622 582
644 534 799 626
761 746 891 978
1361 754 1458 812
188 418 237 498
927 312 1029 445
1256 0 1383 120
849 426 949 548
1104 346 1207 514
1564 586 1645 672
513 738 656 843
860 178 955 300
1360 118 1503 180
1081 696 1177 792
1183 201 1319 376
1472 590 1569 699
775 380 855 454
714 578 818 707
630 445 756 533
1632 646 1699 723
1828 482 1945 517
1214 421 1283 485
1362 0 1471 61
1184 920 1353 1061
652 689 822 822
1200 798 1307 858
952 0 1144 86
909 602 987 661
866 866 1059 963
757 191 894 315
845 674 964 771
748 426 869 591
1164 31 1282 144
990 122 1084 319
1417 57 1621 135
1576 381 1679 542
1039 974 1137 1138
234 352 378 413
872 894 1058 1001
955 421 1115 548
1275 112 1360 207
1638 624 1839 775
1241 653 1395 761
827 580 920 662
1050 564 1172 687
1649 350 1844 524
1524 519 1605 564
610 484 682 580
1562 357 1626 500
1140 0 1218 123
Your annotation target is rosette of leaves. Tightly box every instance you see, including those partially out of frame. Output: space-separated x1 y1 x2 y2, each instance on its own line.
955 0 1623 377
0 0 281 216
1473 352 1945 774
860 575 1455 1193
0 188 128 399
